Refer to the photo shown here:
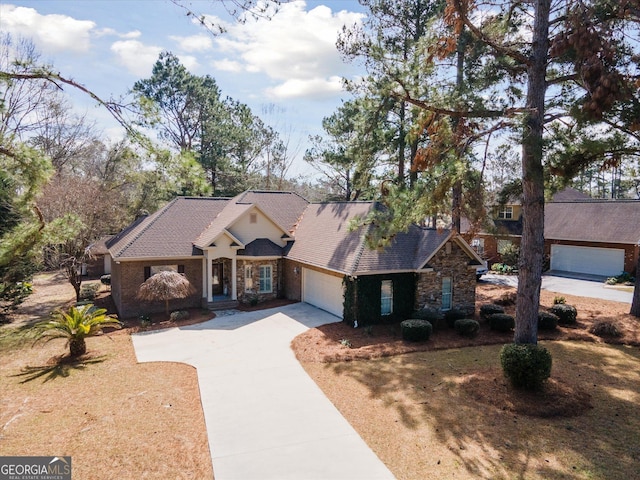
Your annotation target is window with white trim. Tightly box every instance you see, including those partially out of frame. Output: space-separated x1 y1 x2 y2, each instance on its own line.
245 265 253 292
497 239 513 254
442 277 452 310
381 280 393 315
259 265 272 293
471 238 485 255
498 206 513 219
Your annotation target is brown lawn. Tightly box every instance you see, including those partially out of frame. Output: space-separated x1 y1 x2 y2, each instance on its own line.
292 283 640 480
2 272 639 479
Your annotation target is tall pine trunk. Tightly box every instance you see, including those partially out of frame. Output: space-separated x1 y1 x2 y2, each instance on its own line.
631 254 640 317
515 0 551 345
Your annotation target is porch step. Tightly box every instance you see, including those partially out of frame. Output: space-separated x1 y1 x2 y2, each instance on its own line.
208 300 239 311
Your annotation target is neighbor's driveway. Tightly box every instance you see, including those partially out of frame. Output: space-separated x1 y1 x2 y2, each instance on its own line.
482 272 633 303
132 303 395 480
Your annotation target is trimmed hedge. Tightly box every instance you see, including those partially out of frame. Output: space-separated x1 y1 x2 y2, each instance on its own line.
550 304 577 325
589 321 622 338
445 304 475 328
480 303 505 319
454 319 480 338
488 313 515 332
100 274 111 286
538 311 559 331
401 319 433 342
500 343 552 390
411 307 446 331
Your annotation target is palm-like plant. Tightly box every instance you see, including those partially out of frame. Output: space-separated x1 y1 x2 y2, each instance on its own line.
34 304 121 357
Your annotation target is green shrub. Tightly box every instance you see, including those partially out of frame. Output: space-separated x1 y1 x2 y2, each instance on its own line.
606 272 635 285
589 321 622 338
550 304 577 325
488 313 515 332
411 307 445 331
169 310 190 322
454 319 480 338
500 343 552 390
538 311 559 331
553 296 566 305
495 292 517 306
139 314 151 327
79 282 100 301
445 304 475 328
100 274 111 286
480 303 505 319
400 319 433 342
491 263 514 274
500 243 520 268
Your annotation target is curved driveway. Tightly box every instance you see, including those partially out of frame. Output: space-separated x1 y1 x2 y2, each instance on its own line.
132 303 395 480
482 272 633 303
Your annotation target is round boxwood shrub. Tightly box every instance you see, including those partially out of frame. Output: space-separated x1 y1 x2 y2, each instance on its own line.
454 319 480 338
488 313 515 332
401 319 433 342
445 305 475 328
550 304 577 325
538 311 559 331
500 343 552 390
100 274 111 286
411 307 445 330
480 303 505 320
589 321 622 338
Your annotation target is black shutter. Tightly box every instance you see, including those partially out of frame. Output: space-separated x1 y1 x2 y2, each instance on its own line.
144 266 151 280
178 265 185 274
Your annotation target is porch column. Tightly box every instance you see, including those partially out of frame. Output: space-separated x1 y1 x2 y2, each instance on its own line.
231 257 237 300
205 252 212 302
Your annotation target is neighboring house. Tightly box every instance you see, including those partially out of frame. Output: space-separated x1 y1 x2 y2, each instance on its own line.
84 235 114 277
107 191 484 321
545 200 640 277
464 188 640 277
462 199 523 266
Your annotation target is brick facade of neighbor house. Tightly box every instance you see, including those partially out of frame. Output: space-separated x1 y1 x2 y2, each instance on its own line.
544 240 639 275
235 258 280 304
111 258 203 318
415 240 477 310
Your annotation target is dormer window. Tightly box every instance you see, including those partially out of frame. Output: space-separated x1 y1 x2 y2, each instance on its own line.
498 206 513 219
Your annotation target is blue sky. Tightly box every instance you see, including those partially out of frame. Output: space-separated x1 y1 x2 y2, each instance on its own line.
1 0 368 177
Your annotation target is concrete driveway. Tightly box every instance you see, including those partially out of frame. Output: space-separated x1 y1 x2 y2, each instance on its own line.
482 272 633 303
132 303 395 480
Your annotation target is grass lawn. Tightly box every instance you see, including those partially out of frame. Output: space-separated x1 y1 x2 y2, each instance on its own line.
301 341 640 479
0 273 213 479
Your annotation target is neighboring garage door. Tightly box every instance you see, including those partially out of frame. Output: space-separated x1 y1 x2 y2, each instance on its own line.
550 245 625 276
302 268 344 317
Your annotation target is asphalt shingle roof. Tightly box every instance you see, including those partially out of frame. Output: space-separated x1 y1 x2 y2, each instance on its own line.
545 200 640 244
108 197 229 259
287 202 462 275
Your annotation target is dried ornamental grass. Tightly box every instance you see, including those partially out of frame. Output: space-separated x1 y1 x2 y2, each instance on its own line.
137 271 196 314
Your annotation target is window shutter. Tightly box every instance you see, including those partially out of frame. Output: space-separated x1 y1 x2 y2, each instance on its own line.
144 266 151 280
178 265 185 274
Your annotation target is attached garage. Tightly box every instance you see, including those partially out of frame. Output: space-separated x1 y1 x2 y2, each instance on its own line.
550 245 625 277
302 268 344 317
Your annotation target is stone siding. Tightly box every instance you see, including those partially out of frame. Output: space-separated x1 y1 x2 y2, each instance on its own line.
236 259 280 304
415 240 477 310
112 258 203 318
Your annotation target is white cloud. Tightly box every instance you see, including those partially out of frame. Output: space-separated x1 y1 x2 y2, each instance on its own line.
110 40 162 77
95 28 141 39
0 4 95 53
178 54 200 70
212 0 364 100
213 58 244 73
170 34 213 52
266 76 344 99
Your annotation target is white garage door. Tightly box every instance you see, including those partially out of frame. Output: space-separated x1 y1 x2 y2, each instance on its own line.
550 245 624 277
302 268 344 318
